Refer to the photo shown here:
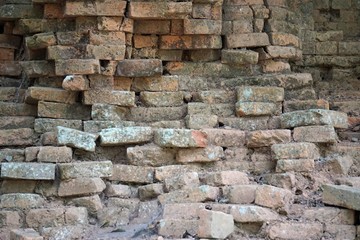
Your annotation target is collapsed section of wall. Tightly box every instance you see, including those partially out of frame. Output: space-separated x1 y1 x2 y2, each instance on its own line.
0 0 359 239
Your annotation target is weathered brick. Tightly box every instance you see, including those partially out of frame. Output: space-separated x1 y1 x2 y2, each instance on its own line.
34 118 82 133
338 41 360 55
83 90 135 106
86 45 126 60
316 41 338 55
97 16 122 31
184 19 222 35
132 76 179 92
38 101 91 120
155 165 200 182
0 4 43 19
221 50 259 65
160 35 222 49
186 114 218 129
140 92 184 107
235 102 280 117
57 126 98 152
58 178 106 197
25 87 78 104
128 106 187 122
134 35 158 48
255 185 293 209
0 128 34 146
158 185 220 204
271 142 320 160
90 32 126 46
303 207 355 225
247 130 291 147
154 129 207 148
225 33 270 48
323 184 360 211
0 193 45 209
158 219 198 238
26 208 65 228
164 172 200 192
0 102 37 117
268 223 323 239
1 162 55 180
197 209 234 239
0 211 21 228
116 59 162 77
280 109 349 129
65 207 88 225
59 161 112 180
266 46 301 60
127 145 177 167
138 184 164 200
99 127 153 146
203 171 249 186
36 146 72 163
325 224 356 240
177 146 224 163
91 104 128 121
219 117 269 131
0 116 35 130
222 185 258 204
25 32 57 49
262 60 291 73
110 164 154 184
276 159 315 172
55 59 100 75
129 2 192 19
44 3 63 19
134 20 171 34
230 205 278 223
223 5 253 20
20 60 55 77
293 125 337 143
83 120 135 133
10 229 43 240
105 183 132 198
65 0 126 16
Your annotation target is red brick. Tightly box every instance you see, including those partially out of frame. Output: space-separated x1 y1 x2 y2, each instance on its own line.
0 128 34 146
134 35 158 48
25 87 78 104
0 48 14 61
89 31 126 45
44 4 63 19
97 16 122 31
86 45 126 60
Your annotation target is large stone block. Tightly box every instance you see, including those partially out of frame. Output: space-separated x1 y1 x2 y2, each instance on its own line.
197 209 234 239
116 59 162 77
237 86 284 102
59 161 112 180
247 130 291 147
154 129 207 148
225 33 270 48
99 127 153 146
57 126 98 152
58 178 106 197
303 207 355 225
271 142 320 160
34 118 82 133
323 184 360 211
1 162 55 180
0 128 34 146
235 102 279 117
280 109 348 129
255 185 293 209
177 146 224 163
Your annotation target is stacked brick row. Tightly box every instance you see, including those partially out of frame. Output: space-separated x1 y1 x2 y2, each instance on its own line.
0 0 359 239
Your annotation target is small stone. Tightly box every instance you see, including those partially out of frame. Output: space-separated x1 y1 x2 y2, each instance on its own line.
62 75 89 91
68 195 102 216
197 209 234 239
57 126 98 152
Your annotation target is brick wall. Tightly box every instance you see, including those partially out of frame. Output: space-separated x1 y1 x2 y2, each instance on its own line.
0 0 359 239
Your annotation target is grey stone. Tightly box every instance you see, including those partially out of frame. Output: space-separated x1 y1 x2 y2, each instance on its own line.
154 128 207 148
99 127 153 146
59 161 112 180
323 184 360 211
0 193 45 209
57 126 98 152
1 162 55 180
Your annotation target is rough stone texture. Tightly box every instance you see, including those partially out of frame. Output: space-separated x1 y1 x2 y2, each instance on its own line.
303 207 355 225
280 109 349 129
203 128 246 147
222 185 258 204
158 185 220 204
59 161 112 180
164 172 200 192
1 162 55 180
99 127 153 146
268 223 323 240
58 178 106 197
83 90 135 107
276 159 315 172
255 185 293 209
91 104 128 121
37 146 72 163
271 142 320 160
197 209 234 239
0 194 45 209
158 219 198 238
177 146 224 163
230 205 278 222
110 164 154 184
10 229 43 240
127 144 177 167
154 129 207 148
0 128 34 146
57 126 98 152
116 59 162 77
68 195 103 216
247 130 291 147
237 86 284 102
34 118 82 133
203 171 249 186
235 102 279 117
293 125 338 143
322 184 360 211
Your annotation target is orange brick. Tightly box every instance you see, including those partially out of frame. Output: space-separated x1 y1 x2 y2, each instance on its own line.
160 35 222 49
171 20 184 35
114 77 132 91
44 4 63 19
134 35 158 48
0 48 14 60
